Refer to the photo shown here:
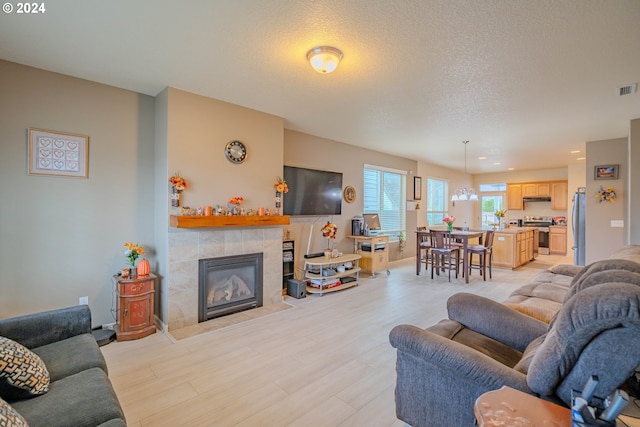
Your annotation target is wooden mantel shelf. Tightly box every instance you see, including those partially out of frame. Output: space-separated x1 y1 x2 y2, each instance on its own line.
170 215 290 228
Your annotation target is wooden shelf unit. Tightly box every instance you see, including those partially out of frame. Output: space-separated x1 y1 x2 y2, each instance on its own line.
170 215 290 228
304 253 362 296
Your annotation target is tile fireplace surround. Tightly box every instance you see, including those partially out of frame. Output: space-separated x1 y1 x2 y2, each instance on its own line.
167 227 283 332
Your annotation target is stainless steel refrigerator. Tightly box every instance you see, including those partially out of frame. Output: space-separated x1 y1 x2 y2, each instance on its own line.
572 188 586 265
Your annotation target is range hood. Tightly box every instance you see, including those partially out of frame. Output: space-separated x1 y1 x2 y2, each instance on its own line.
523 196 552 202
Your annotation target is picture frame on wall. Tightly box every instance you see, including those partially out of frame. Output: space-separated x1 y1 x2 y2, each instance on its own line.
594 164 618 180
414 176 422 200
28 128 89 178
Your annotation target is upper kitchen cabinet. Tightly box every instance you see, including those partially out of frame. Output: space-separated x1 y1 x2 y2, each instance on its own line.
551 182 568 210
508 184 523 210
522 183 550 197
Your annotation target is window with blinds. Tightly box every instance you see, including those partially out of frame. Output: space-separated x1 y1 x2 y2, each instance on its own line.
363 165 406 236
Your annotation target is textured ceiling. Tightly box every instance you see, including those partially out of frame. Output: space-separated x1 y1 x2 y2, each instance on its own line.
1 0 639 173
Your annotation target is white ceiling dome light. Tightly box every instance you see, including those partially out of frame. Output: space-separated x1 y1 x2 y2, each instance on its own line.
306 46 343 74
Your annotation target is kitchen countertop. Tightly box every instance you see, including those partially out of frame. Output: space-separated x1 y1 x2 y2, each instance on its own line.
494 227 538 234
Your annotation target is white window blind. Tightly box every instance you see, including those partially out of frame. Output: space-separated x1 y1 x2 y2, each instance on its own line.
363 165 406 235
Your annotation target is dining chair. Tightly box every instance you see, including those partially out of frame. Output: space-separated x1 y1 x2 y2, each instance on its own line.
429 230 461 282
417 226 431 269
467 230 495 280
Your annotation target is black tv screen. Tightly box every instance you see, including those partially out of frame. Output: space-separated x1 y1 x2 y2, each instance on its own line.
283 166 343 216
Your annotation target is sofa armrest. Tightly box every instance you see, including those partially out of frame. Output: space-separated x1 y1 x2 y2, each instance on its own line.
0 305 92 349
447 293 548 352
390 324 529 389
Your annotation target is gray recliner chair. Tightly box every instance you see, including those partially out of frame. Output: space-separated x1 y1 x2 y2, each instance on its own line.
389 278 640 427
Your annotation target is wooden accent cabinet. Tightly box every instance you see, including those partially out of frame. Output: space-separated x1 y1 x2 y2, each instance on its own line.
114 273 156 341
349 235 390 278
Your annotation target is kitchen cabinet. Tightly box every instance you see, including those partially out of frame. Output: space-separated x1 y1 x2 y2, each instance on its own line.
523 182 550 197
549 226 567 255
507 184 523 210
551 182 568 210
492 229 535 269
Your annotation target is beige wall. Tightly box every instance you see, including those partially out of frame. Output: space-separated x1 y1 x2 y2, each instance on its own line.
585 137 627 263
0 60 155 325
284 130 418 278
630 118 640 244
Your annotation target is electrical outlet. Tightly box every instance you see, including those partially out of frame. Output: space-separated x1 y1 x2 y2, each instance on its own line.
79 296 88 305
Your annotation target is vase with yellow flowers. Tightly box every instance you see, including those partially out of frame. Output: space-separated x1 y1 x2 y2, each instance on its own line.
123 242 145 276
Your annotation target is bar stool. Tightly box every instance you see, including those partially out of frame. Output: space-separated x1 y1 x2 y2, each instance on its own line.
467 230 495 280
429 230 461 282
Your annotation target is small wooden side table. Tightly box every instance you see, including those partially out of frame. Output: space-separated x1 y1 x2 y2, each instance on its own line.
113 273 156 341
475 386 570 427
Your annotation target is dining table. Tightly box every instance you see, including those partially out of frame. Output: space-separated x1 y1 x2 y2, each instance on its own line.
416 228 484 284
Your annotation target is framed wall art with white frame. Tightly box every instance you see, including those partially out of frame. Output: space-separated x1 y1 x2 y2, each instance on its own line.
28 128 89 178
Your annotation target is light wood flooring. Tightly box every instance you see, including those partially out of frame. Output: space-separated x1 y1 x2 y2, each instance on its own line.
101 254 572 427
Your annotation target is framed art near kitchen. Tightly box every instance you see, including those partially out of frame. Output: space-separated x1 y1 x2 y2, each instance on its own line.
28 128 89 178
414 176 422 200
594 164 618 180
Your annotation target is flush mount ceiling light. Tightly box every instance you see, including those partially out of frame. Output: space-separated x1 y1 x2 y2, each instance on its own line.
451 140 478 202
306 46 343 74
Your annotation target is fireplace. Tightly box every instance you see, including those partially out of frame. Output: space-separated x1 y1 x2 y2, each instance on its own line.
198 253 263 321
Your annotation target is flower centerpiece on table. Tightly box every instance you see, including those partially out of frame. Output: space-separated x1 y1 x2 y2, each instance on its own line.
124 242 145 267
443 216 456 232
321 221 338 250
595 187 616 203
274 176 289 194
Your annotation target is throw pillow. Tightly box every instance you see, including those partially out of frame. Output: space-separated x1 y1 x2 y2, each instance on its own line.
0 337 49 400
0 397 29 427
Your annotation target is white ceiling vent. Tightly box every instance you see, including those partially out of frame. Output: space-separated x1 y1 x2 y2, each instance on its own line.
617 83 637 96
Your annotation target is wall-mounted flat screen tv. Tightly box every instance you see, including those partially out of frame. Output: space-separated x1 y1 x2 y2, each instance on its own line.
283 166 343 216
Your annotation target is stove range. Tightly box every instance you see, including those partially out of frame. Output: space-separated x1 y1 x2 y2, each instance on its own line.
523 216 552 255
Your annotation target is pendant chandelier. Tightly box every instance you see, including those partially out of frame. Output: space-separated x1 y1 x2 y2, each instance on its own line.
451 140 478 201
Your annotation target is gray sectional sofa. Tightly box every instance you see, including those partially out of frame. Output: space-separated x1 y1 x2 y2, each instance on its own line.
0 305 126 427
502 245 640 323
390 245 640 427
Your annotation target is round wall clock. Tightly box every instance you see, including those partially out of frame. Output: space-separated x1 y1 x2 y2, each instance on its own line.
224 140 247 164
343 185 356 203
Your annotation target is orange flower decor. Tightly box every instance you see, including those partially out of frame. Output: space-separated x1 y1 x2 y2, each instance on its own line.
124 242 145 266
274 176 289 193
169 173 187 191
322 221 338 239
229 196 244 205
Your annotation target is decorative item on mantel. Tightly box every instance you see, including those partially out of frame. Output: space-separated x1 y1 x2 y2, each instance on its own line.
443 216 456 232
123 242 145 277
274 176 289 216
228 196 244 215
169 172 188 207
595 186 616 203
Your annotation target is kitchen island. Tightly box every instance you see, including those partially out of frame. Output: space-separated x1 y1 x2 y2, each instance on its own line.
492 227 537 269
